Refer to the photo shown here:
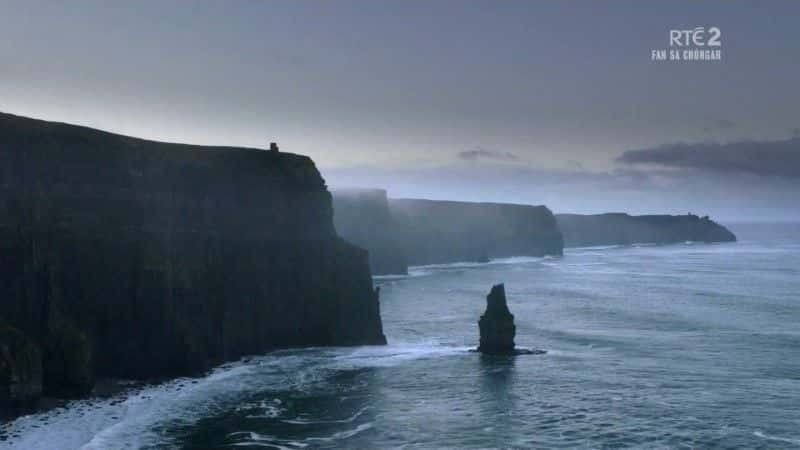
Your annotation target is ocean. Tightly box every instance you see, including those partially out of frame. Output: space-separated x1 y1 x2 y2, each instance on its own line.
2 223 799 449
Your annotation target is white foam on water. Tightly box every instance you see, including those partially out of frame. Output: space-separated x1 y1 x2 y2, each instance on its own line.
403 255 549 278
227 431 308 449
331 343 472 369
566 244 628 252
412 255 546 271
226 423 374 448
281 406 370 425
304 422 374 443
753 430 800 445
372 268 437 281
489 255 550 265
0 358 288 450
236 398 285 419
0 343 469 449
372 273 412 281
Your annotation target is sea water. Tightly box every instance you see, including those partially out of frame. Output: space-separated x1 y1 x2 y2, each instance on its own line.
2 223 799 449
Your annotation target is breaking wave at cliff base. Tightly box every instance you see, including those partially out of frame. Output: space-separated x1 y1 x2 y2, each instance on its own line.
0 344 469 450
3 224 799 449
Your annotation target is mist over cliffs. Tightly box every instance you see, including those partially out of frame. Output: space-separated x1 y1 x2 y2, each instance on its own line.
390 199 564 265
331 189 408 275
0 112 385 408
332 189 737 274
556 213 736 248
333 189 564 274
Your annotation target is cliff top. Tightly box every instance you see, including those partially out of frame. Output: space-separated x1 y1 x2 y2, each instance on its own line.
0 111 324 188
390 197 551 211
557 212 720 222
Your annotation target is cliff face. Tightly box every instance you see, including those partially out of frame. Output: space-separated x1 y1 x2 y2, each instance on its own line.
332 193 563 274
0 112 385 396
0 321 42 412
389 198 563 267
556 213 737 248
332 189 407 275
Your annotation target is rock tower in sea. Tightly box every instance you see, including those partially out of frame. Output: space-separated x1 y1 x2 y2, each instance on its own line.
478 284 516 354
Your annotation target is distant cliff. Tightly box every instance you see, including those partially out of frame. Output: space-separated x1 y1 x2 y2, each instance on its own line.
332 193 563 273
393 198 562 267
0 112 385 410
332 189 407 275
556 213 736 247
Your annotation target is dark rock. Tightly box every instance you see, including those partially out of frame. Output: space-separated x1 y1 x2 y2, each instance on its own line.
0 111 386 401
556 213 736 248
42 319 93 397
475 285 546 356
478 284 516 355
0 322 42 412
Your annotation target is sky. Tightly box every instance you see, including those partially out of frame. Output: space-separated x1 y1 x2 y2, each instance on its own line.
1 1 799 221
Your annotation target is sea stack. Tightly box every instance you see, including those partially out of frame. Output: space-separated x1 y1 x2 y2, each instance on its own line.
478 284 516 354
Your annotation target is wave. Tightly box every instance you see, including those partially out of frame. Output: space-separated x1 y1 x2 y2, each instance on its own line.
567 241 705 251
226 431 308 449
565 244 629 251
305 422 374 442
0 343 470 450
405 255 549 274
330 343 471 370
281 406 371 425
753 430 800 445
236 398 285 419
373 270 431 281
0 361 265 450
374 257 550 280
226 422 373 448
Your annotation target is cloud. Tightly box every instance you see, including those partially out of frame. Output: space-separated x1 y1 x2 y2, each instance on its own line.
457 146 519 162
566 160 585 171
702 119 737 134
715 119 737 130
616 137 800 178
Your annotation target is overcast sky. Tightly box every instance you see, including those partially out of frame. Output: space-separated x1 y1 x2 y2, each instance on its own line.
2 1 799 220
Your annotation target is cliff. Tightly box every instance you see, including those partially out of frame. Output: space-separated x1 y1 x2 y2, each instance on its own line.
555 213 737 248
389 198 563 267
332 189 407 275
0 112 385 407
332 193 563 274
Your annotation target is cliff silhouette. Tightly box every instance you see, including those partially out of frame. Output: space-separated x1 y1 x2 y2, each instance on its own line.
0 112 385 412
390 198 564 266
332 190 564 274
556 213 736 247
